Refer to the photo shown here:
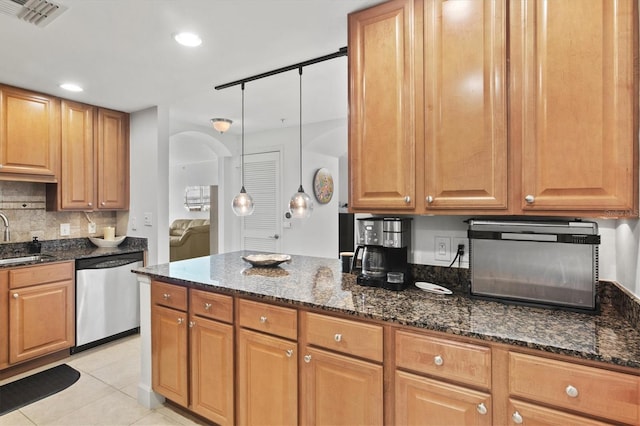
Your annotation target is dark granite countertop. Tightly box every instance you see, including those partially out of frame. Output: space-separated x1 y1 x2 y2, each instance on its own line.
0 237 147 267
134 251 640 370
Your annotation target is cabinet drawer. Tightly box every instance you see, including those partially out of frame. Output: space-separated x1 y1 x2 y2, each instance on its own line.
395 330 491 389
151 281 187 311
508 399 614 426
9 261 74 289
509 352 639 425
304 312 383 362
190 289 233 323
238 299 296 340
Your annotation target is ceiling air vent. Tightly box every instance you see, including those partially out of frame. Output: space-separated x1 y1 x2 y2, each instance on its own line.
0 0 66 27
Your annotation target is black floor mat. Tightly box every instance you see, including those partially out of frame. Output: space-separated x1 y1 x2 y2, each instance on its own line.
0 364 80 416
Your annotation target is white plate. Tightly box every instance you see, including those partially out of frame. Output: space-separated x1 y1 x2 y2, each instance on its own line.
242 254 291 267
89 236 126 248
415 282 452 295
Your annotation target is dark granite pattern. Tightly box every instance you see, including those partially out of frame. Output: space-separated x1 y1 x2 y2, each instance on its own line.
0 237 147 267
135 251 640 370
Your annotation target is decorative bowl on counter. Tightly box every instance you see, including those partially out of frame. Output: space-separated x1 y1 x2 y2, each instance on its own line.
89 236 126 248
242 254 291 267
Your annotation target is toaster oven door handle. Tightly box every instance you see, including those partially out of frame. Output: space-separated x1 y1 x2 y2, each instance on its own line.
501 233 557 242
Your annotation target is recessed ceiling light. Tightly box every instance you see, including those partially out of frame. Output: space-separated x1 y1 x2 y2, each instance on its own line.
60 83 83 92
174 32 202 47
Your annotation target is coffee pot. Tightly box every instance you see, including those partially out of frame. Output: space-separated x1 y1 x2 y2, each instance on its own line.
361 245 386 278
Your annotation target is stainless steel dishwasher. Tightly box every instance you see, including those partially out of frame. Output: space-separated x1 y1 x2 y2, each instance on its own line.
72 251 144 353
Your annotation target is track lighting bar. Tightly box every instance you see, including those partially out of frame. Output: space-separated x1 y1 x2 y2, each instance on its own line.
214 46 347 90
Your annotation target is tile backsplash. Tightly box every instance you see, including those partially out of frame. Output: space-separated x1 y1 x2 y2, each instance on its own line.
0 181 117 242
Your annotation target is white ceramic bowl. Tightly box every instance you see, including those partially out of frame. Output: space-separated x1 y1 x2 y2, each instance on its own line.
89 236 126 248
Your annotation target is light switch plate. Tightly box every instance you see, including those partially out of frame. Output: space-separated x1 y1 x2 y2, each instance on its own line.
60 223 70 236
144 212 152 227
88 222 96 234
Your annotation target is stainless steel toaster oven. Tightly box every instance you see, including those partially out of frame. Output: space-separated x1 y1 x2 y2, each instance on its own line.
468 219 600 311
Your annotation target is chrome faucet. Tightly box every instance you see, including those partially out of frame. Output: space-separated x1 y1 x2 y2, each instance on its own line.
0 212 10 241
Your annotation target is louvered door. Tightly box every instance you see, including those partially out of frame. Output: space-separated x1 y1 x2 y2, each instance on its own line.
242 151 282 252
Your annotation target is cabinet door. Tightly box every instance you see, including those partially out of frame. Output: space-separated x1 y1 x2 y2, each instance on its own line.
395 371 491 426
508 399 614 426
151 304 188 407
96 108 129 210
348 0 416 211
0 85 60 180
238 328 297 426
512 0 637 216
423 0 507 211
8 280 74 364
190 316 234 426
301 346 383 426
58 100 95 210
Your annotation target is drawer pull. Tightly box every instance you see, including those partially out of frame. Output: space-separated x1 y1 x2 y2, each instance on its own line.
260 316 268 323
565 385 579 398
177 318 184 325
404 196 411 203
204 303 212 310
524 194 535 203
512 411 523 424
334 333 342 342
476 403 487 415
426 195 433 204
434 355 444 366
13 293 18 299
285 349 294 358
162 293 170 300
189 321 195 328
304 354 312 363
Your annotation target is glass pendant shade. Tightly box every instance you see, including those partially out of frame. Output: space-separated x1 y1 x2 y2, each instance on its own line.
289 185 313 219
232 186 254 216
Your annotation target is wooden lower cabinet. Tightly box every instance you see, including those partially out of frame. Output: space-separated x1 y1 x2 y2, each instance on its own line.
189 315 233 425
395 370 492 425
151 282 234 425
8 263 74 365
301 346 383 425
151 304 188 406
508 399 614 426
237 328 297 426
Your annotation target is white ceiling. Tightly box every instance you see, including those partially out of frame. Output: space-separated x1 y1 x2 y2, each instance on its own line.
0 0 382 139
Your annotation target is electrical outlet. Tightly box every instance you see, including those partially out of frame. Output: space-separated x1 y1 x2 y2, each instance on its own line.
131 217 137 231
434 236 451 261
144 212 152 227
88 222 97 234
60 223 70 236
453 237 468 264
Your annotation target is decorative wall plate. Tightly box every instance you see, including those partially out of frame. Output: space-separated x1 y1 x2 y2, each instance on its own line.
313 168 334 204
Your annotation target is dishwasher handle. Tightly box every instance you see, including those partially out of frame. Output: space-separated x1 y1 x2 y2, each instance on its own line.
76 251 144 270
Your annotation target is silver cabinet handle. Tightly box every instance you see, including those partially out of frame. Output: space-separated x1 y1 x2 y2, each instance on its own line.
434 355 444 366
204 303 212 311
426 195 433 203
285 349 294 358
177 318 184 325
88 202 92 207
260 316 267 323
334 333 342 342
524 194 535 203
304 354 312 363
476 403 487 415
512 411 523 424
162 293 170 300
13 293 18 299
101 201 106 206
404 196 411 203
565 385 579 398
189 321 195 328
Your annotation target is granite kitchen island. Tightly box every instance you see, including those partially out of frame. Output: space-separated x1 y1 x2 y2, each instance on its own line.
134 251 640 425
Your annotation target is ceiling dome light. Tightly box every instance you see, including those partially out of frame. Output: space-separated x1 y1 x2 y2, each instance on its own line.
60 83 83 92
174 32 202 47
210 118 232 134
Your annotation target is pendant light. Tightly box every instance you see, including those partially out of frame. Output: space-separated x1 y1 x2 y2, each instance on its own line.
231 83 255 216
288 67 313 219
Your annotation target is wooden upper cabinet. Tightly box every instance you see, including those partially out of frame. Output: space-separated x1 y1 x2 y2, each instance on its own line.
0 85 60 182
422 0 508 212
96 108 129 210
511 0 638 216
348 0 416 211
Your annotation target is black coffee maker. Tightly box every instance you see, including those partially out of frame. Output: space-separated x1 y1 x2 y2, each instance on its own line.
352 217 411 291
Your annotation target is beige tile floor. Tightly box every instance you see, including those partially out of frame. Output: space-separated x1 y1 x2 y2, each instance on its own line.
0 335 207 426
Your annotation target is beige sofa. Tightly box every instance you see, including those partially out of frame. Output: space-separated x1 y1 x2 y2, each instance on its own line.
169 219 210 261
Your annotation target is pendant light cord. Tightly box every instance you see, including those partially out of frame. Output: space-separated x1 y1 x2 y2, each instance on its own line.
298 67 303 190
241 82 245 189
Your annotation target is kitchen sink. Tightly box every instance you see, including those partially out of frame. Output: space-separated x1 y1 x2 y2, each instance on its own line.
0 254 55 266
